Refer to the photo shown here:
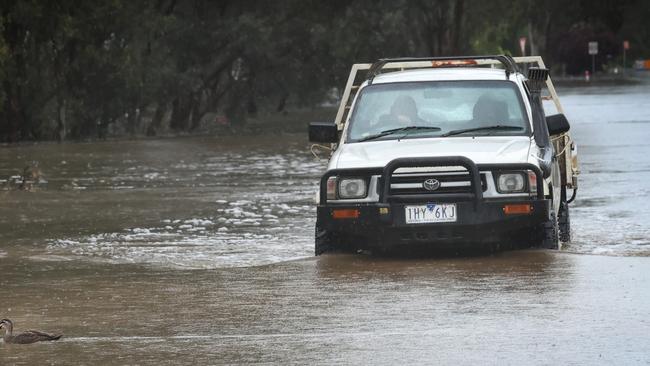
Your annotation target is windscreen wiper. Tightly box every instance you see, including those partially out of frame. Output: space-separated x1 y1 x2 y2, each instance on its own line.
357 125 441 142
441 125 523 137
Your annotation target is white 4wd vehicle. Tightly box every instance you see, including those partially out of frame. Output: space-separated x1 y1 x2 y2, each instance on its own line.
309 56 578 255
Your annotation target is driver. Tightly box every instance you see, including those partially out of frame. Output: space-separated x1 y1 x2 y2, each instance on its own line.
380 95 425 126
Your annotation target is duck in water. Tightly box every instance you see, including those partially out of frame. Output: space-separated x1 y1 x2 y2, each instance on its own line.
20 161 42 191
0 319 62 344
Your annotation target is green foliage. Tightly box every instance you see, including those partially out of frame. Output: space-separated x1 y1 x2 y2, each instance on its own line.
0 0 646 142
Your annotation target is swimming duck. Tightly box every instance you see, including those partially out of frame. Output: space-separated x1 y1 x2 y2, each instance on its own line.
20 161 42 190
0 319 62 344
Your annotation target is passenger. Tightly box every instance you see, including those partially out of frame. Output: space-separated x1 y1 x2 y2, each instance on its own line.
380 95 425 126
472 94 509 126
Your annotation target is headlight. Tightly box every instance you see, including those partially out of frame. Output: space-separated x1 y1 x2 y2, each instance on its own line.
338 178 367 199
496 172 526 193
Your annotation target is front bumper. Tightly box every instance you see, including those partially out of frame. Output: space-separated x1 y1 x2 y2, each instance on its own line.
318 199 550 248
317 156 549 248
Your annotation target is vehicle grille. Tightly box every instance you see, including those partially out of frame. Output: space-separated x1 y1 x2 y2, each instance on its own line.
383 167 487 196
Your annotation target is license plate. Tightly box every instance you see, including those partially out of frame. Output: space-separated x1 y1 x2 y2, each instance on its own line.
405 203 457 224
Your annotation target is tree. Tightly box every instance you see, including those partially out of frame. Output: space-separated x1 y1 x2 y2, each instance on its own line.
0 0 647 142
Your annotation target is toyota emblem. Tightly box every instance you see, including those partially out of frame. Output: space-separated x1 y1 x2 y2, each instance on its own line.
423 178 440 191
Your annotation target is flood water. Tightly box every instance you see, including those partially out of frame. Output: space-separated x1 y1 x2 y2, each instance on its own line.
1 82 650 364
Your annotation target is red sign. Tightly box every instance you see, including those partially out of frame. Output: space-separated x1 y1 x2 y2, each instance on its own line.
623 40 630 50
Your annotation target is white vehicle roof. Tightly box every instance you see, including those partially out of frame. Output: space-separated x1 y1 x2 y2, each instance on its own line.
370 67 519 84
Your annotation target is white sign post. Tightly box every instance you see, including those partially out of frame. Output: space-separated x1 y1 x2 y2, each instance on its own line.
588 41 598 75
623 40 630 75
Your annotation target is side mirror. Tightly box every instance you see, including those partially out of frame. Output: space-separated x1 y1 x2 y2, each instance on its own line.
546 114 570 135
309 122 339 143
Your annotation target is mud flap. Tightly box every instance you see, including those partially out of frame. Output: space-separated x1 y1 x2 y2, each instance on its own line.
558 202 571 243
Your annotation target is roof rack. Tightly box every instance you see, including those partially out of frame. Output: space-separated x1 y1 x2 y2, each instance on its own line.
367 55 519 84
334 56 562 131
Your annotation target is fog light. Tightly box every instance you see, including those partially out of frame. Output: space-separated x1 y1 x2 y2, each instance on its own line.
496 173 526 193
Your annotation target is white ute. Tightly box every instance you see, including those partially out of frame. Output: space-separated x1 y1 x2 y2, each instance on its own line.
309 56 578 255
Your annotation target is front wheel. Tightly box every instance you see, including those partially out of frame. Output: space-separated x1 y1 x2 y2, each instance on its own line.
315 224 352 255
534 211 559 249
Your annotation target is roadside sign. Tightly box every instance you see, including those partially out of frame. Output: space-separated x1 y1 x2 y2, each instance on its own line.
623 40 630 50
588 41 598 55
519 37 527 56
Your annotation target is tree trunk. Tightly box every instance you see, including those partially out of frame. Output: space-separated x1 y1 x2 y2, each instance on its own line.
57 98 67 142
146 104 166 136
126 106 139 135
7 93 23 143
190 90 208 131
450 0 465 54
170 96 190 131
189 100 201 131
276 93 288 112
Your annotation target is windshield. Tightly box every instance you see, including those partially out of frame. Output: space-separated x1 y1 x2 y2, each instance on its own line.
346 80 530 142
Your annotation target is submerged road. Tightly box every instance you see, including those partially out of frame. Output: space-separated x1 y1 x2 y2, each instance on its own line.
0 82 649 364
0 251 649 364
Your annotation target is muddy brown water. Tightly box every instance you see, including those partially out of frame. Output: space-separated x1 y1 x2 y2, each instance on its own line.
1 83 650 364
